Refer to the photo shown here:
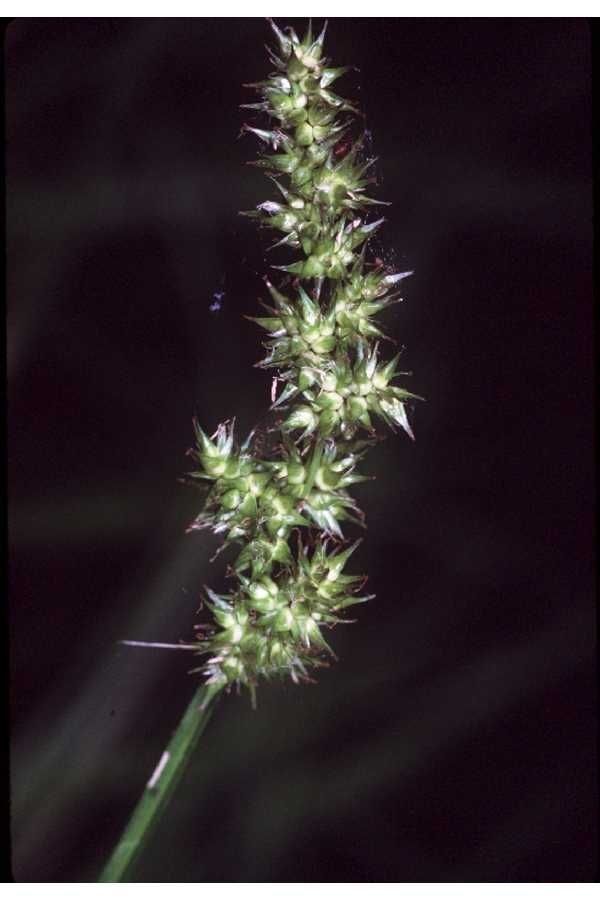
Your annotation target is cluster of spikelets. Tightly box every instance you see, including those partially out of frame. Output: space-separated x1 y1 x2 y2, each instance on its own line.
187 20 420 702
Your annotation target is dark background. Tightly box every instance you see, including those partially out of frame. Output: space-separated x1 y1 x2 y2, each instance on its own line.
6 17 595 882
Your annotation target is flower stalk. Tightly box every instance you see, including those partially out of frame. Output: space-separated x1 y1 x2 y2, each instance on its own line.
99 682 223 882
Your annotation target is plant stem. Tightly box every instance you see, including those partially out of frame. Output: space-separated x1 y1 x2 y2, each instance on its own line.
98 681 223 882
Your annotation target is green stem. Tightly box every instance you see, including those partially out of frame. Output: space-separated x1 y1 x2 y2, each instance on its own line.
98 681 223 882
302 437 324 498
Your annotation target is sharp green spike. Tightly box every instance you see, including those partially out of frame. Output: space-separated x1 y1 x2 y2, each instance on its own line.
266 18 292 57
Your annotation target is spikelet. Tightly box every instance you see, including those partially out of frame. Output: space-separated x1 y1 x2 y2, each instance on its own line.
188 20 421 700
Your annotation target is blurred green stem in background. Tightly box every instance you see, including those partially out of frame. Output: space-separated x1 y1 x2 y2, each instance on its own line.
98 681 223 882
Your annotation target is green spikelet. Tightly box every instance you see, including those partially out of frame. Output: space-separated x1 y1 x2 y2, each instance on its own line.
188 19 422 700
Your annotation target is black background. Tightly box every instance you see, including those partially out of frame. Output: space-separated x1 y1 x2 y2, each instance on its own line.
7 18 595 882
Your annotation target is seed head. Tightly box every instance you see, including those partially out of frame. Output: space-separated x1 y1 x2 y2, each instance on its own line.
186 20 422 697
